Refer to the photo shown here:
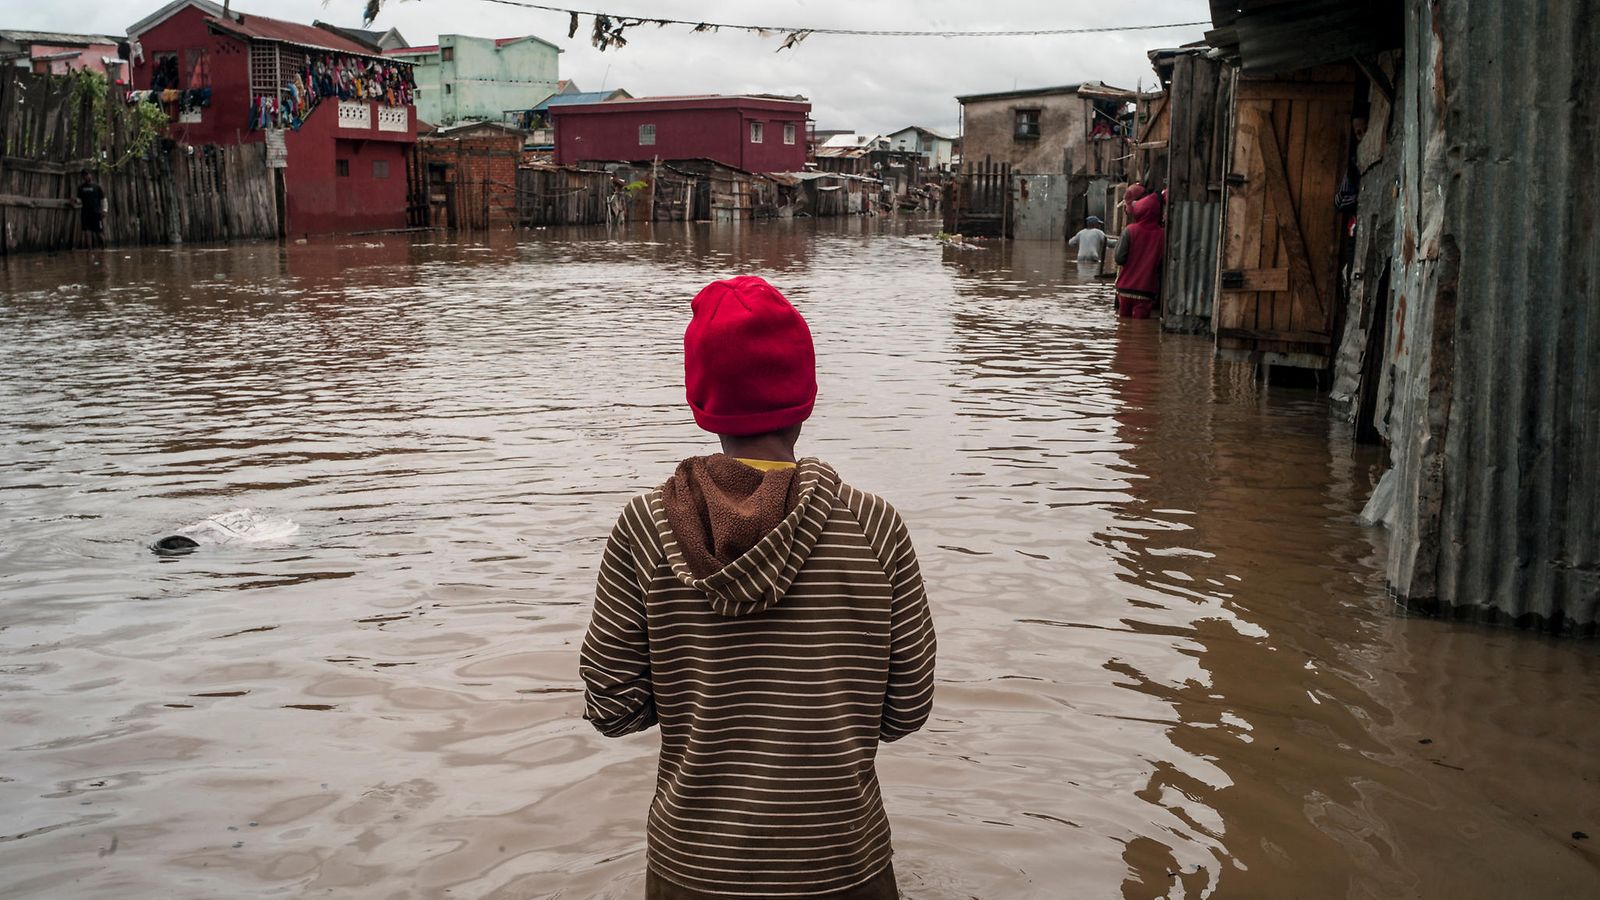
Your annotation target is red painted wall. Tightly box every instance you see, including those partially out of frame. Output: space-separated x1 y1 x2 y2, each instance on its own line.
131 5 417 235
131 4 254 147
282 103 415 235
553 99 809 172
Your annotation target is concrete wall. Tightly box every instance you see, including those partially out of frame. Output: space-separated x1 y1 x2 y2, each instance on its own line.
283 101 414 235
555 102 808 172
960 92 1087 174
398 35 558 126
19 42 126 78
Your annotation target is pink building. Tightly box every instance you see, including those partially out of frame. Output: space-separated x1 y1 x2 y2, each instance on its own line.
0 31 128 81
551 95 810 172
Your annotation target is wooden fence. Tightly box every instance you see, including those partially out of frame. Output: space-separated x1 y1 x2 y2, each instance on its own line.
0 68 277 254
515 166 617 226
942 157 1012 237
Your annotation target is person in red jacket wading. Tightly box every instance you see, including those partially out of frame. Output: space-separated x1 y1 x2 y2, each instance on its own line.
580 275 938 899
1114 186 1167 319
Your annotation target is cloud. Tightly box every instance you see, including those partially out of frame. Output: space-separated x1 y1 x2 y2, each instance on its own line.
28 0 1210 134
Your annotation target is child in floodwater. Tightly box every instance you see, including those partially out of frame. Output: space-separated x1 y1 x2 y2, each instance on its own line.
579 275 937 899
1114 188 1166 318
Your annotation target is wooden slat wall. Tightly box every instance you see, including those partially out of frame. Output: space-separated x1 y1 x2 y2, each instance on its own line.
1216 65 1356 368
0 68 278 254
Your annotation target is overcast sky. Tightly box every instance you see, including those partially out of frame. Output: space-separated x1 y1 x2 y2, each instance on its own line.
21 0 1211 134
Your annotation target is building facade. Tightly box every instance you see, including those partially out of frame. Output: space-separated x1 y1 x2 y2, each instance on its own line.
551 95 810 172
0 30 127 80
128 0 418 235
887 126 956 170
386 34 559 127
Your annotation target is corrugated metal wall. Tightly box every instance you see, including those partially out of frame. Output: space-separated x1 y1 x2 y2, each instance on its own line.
1383 0 1600 630
1159 52 1232 334
1162 201 1220 332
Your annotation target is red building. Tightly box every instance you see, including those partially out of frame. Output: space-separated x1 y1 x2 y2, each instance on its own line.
127 0 418 235
551 95 810 172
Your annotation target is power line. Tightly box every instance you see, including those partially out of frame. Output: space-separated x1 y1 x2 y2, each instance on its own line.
366 0 1206 47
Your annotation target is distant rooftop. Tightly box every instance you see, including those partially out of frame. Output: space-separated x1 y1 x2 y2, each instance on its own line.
0 29 122 46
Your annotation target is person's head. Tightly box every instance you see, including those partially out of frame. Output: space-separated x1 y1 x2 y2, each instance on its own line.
1085 216 1104 229
81 169 94 184
1123 184 1146 209
684 275 816 450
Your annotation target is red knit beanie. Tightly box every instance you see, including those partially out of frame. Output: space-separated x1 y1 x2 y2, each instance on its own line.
684 275 816 436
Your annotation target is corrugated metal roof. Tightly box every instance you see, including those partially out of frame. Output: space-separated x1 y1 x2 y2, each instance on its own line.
1209 0 1403 74
1378 0 1599 631
205 14 384 57
0 30 122 46
957 84 1082 104
532 90 630 112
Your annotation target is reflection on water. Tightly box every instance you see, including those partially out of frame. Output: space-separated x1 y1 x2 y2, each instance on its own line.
2 221 1596 899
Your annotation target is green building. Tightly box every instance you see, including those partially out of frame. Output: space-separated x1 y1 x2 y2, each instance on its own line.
386 34 561 127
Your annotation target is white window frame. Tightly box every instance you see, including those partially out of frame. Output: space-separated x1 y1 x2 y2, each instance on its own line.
639 123 656 145
783 123 796 145
750 121 764 144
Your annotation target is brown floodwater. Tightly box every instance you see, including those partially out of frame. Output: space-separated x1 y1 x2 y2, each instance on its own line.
1 220 1596 899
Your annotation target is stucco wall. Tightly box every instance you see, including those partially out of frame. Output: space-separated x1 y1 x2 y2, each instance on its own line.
555 103 808 172
960 92 1087 174
401 35 559 126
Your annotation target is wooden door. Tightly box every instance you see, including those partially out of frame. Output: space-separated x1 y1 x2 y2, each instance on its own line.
1216 67 1355 370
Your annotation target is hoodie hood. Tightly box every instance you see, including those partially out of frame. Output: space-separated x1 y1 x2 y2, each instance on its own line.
656 456 839 617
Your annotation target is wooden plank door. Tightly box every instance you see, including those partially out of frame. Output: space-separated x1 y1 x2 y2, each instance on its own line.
1216 68 1355 369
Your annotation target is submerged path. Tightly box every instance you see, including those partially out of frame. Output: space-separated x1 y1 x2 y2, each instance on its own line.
1 221 1596 898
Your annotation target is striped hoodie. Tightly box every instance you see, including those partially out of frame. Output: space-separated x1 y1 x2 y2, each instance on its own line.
579 456 937 897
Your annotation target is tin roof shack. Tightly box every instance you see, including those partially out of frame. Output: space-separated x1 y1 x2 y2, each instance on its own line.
552 94 810 173
128 1 419 236
1216 0 1600 632
385 34 560 128
1149 46 1234 334
814 133 881 177
0 31 128 80
416 121 526 229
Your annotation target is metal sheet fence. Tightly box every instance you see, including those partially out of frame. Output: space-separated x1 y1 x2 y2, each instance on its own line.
1161 200 1220 333
1382 0 1599 631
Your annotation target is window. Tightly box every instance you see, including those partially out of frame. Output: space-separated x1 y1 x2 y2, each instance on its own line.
440 46 454 62
444 83 452 94
372 159 390 179
749 121 764 144
336 159 350 177
639 123 656 145
1014 108 1041 140
783 123 796 145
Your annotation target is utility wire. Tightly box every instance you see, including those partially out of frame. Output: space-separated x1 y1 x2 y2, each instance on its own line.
367 0 1206 41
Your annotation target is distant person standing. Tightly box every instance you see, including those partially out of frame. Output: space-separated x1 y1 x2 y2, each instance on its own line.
77 170 106 249
1068 216 1115 265
1114 191 1165 318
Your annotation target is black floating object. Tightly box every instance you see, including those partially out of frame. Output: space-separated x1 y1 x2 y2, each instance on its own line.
1575 831 1590 841
152 534 201 555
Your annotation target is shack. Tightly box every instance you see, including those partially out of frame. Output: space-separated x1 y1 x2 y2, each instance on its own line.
414 120 526 229
1204 0 1598 631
